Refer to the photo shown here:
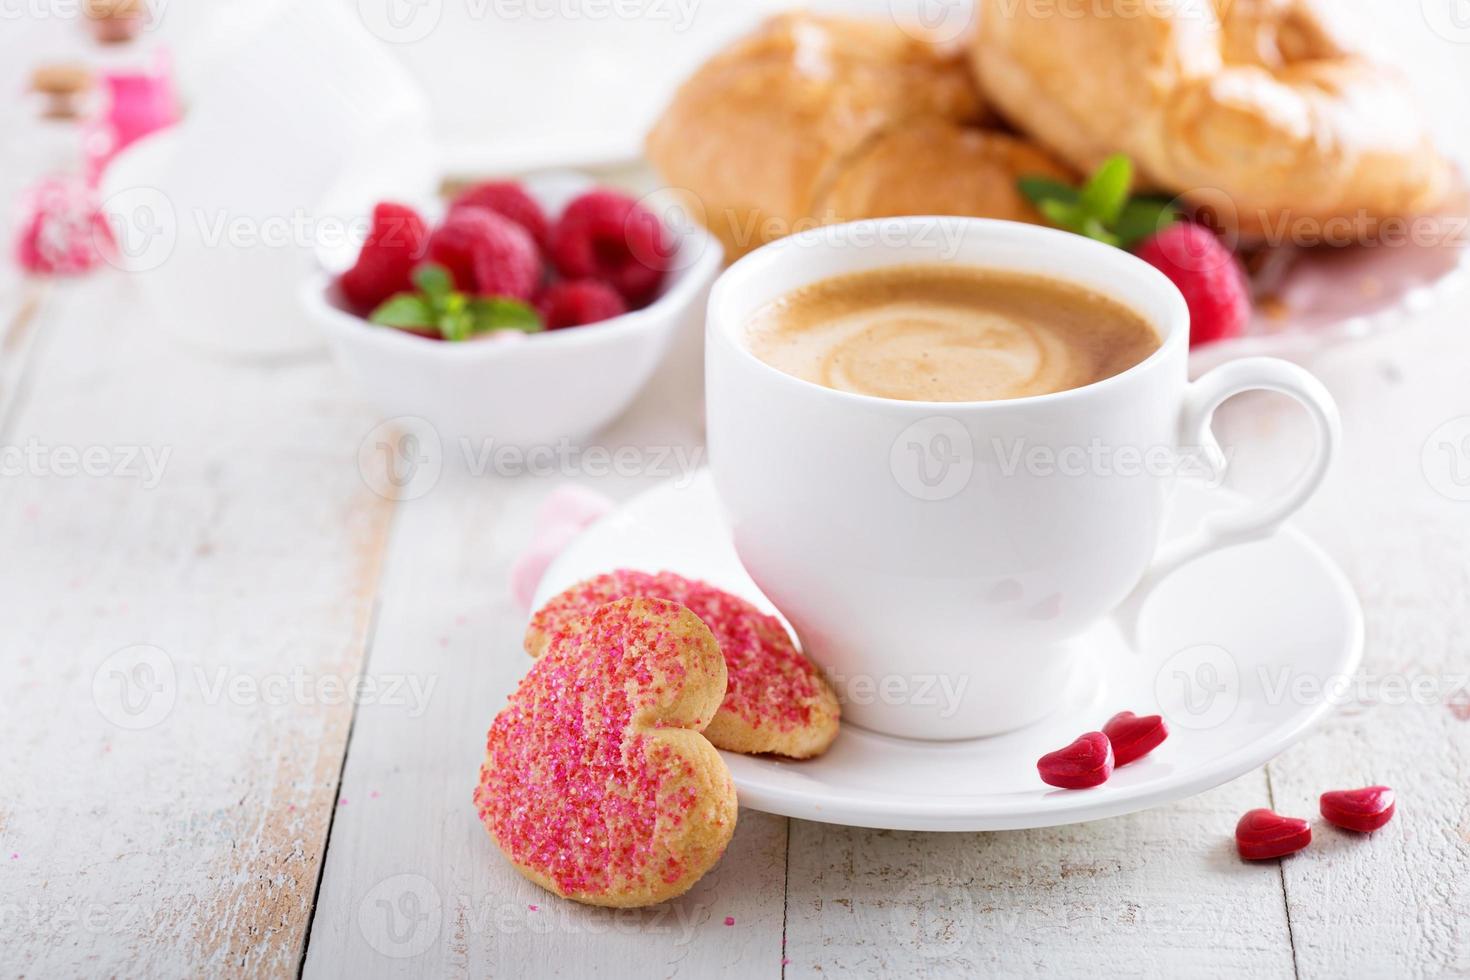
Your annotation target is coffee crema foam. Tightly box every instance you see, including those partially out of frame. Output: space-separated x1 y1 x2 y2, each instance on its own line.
743 265 1160 402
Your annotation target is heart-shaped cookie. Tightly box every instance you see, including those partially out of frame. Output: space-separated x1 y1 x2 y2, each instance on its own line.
476 596 738 906
527 570 840 758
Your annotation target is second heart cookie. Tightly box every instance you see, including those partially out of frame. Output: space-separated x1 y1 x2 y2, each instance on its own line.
527 570 841 758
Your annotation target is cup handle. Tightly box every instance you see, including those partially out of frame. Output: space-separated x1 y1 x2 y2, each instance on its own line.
1115 356 1341 644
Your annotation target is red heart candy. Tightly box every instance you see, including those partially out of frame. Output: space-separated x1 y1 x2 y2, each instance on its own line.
1037 732 1114 789
1101 710 1169 766
1235 808 1312 860
1320 786 1396 832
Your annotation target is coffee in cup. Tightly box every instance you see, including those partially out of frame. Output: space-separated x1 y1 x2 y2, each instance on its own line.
742 264 1160 403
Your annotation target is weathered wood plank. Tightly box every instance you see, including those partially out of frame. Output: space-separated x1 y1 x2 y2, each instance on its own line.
0 275 394 977
303 366 786 978
0 279 49 432
784 776 1295 978
1245 319 1470 979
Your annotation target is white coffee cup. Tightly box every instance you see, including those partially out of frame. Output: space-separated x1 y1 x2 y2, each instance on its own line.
706 217 1340 740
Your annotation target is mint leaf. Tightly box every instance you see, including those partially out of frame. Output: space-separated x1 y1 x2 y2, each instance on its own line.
369 293 434 329
1078 154 1132 227
1020 156 1173 249
1038 198 1084 234
1114 197 1178 249
1017 176 1079 209
1080 215 1120 248
467 297 542 336
437 292 472 341
412 263 453 302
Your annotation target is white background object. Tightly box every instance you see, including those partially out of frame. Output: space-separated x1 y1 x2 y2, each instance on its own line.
96 1 437 357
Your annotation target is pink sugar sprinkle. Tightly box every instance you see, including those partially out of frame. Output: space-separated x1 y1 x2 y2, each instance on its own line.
9 853 18 860
528 904 539 911
438 636 449 648
456 614 468 626
528 570 823 732
338 798 348 806
370 790 380 799
476 598 712 897
782 958 791 966
723 916 735 926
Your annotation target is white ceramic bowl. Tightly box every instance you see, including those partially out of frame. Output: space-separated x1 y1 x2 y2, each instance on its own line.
303 172 722 448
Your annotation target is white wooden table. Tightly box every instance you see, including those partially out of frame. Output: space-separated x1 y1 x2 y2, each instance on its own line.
2 256 1469 979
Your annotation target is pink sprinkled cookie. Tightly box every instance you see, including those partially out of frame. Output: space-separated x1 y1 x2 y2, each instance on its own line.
527 570 841 759
476 597 737 907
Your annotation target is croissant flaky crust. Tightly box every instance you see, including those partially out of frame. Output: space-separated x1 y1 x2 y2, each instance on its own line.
972 0 1453 239
645 13 1073 261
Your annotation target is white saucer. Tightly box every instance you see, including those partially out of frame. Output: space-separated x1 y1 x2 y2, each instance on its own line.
534 473 1363 832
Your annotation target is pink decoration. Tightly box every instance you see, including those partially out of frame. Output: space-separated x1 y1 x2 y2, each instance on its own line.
85 54 178 182
13 176 114 275
531 482 616 532
508 484 614 609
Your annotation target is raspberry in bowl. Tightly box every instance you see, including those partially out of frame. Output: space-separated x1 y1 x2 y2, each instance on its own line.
303 171 722 449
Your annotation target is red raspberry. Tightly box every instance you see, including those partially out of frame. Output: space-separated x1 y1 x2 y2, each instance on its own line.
339 202 428 313
536 279 628 329
449 181 550 252
549 190 672 307
426 209 540 300
1134 222 1251 347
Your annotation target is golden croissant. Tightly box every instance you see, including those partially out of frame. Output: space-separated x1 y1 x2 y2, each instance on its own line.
645 12 1074 261
971 0 1453 239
